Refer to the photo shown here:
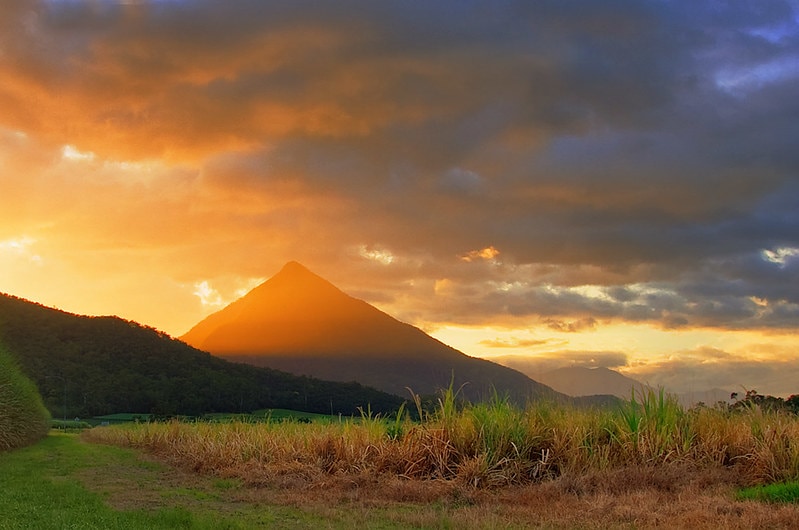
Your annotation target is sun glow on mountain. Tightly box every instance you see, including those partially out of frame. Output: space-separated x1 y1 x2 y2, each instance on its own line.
183 262 433 357
179 261 557 402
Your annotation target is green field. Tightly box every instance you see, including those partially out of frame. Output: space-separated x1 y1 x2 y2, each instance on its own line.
0 433 411 529
0 433 240 529
202 408 334 423
51 409 335 429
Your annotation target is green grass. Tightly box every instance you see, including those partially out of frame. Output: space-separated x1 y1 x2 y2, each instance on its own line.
737 481 799 504
0 433 244 529
51 419 93 432
0 432 364 529
247 408 335 422
92 413 154 423
204 408 334 423
0 432 445 529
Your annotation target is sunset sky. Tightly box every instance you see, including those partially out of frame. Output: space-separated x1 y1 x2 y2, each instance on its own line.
2 1 798 397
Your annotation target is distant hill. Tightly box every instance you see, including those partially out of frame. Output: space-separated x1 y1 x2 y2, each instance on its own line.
0 293 404 418
539 367 649 399
495 360 735 408
491 359 649 399
182 261 563 404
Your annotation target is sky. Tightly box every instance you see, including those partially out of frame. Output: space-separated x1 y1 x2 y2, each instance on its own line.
1 0 798 397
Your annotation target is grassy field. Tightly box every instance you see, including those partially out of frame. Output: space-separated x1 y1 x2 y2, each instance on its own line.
73 389 799 529
203 408 334 423
1 432 430 529
0 432 241 529
87 389 799 486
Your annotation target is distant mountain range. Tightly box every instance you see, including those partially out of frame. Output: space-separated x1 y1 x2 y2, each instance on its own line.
182 261 565 405
0 293 404 418
492 361 649 399
538 366 648 399
493 359 735 408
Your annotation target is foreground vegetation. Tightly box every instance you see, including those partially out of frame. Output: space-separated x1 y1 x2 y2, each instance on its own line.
0 346 50 452
1 389 798 528
78 389 799 528
87 389 799 489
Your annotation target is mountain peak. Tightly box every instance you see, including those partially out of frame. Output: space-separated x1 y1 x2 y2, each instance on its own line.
266 261 336 290
250 261 344 303
181 261 357 353
276 260 312 277
181 262 561 402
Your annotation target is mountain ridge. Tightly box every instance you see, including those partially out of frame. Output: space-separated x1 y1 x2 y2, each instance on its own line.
0 292 404 418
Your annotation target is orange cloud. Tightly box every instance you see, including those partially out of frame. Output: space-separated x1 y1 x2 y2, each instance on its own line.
461 246 500 262
479 337 555 349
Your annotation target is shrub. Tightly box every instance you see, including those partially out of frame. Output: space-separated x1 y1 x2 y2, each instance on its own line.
0 346 51 451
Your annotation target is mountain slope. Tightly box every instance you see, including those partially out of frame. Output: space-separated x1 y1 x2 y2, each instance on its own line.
538 366 648 398
182 261 563 404
0 293 404 418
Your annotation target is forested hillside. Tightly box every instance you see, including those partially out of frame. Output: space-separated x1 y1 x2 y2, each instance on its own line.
0 294 405 418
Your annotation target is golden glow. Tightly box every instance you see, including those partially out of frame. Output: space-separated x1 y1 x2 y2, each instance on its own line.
1 3 797 399
428 321 799 394
61 145 96 162
358 246 395 265
192 277 266 310
461 246 500 262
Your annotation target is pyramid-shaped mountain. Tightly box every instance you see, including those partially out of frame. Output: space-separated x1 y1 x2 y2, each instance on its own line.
182 261 562 403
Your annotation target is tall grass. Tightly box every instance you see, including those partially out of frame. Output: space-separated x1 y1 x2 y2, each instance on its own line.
0 346 51 451
85 387 799 489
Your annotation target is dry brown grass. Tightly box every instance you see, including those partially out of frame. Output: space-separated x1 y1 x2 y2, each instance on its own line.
76 438 799 529
83 393 799 528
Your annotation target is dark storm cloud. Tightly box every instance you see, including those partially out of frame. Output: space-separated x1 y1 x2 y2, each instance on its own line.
1 0 690 158
1 0 798 332
378 246 799 331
